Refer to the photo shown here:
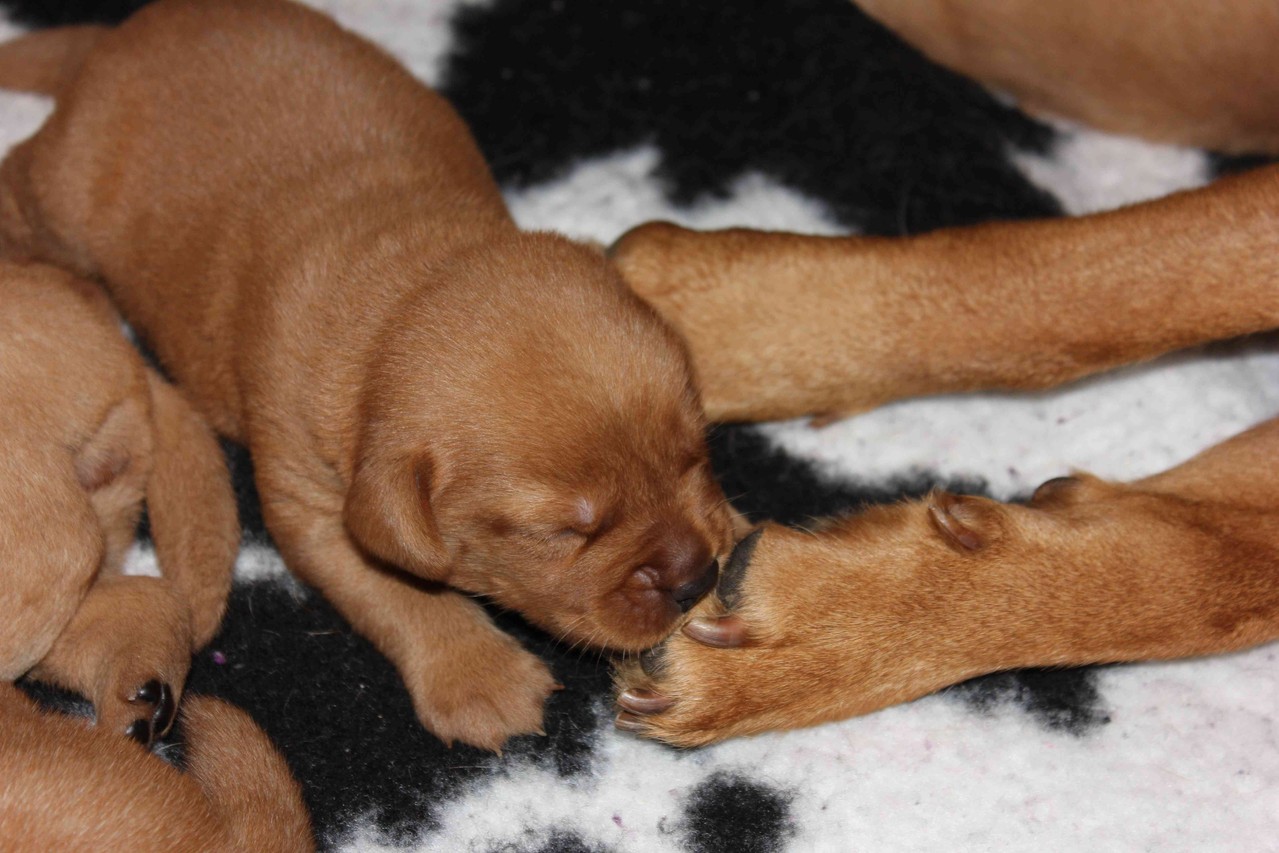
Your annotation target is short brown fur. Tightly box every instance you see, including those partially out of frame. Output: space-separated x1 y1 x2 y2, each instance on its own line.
612 1 1279 744
0 261 237 741
0 685 313 852
0 0 734 751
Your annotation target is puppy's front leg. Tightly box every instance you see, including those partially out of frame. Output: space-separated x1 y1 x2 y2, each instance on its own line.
267 503 557 751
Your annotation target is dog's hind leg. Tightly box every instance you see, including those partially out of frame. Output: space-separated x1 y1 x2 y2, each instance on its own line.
0 461 102 681
28 370 237 744
616 417 1279 745
611 165 1279 422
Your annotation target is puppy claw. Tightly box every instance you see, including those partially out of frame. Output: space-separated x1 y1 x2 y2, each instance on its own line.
617 688 674 715
128 679 177 737
130 679 164 706
153 682 176 736
124 718 153 745
682 614 748 648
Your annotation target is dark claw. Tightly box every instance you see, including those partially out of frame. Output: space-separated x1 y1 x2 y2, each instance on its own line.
130 680 163 706
617 688 674 715
125 718 152 745
719 527 764 608
151 682 176 737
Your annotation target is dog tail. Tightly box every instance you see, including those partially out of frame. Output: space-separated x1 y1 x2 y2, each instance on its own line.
0 26 104 96
181 696 316 852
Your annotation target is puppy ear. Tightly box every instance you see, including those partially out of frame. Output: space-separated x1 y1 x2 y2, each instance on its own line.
344 451 450 581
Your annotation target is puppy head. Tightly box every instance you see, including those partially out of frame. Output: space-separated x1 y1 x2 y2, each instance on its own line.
346 234 734 651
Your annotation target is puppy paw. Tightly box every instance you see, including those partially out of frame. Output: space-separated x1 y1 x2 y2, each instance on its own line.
123 679 177 744
404 625 558 753
29 575 192 745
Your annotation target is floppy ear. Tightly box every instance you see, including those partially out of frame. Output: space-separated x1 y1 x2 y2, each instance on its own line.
344 449 450 581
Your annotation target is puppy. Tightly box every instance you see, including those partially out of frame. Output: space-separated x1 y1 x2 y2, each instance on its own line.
0 0 734 750
0 684 313 851
0 260 237 743
610 1 1279 744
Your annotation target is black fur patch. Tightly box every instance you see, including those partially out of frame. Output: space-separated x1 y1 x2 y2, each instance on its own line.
718 526 764 609
944 667 1111 735
0 0 147 25
488 830 614 853
708 423 991 523
443 0 1061 234
680 772 794 853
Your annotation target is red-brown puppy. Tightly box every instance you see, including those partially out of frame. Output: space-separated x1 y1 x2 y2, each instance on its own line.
0 261 237 744
609 1 1279 745
0 0 733 750
0 685 313 852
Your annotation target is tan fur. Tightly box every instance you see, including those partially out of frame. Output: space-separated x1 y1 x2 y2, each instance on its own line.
0 262 237 740
0 685 313 852
854 0 1279 154
0 0 733 751
611 1 1279 744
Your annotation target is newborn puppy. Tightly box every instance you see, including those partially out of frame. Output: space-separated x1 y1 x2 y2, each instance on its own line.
0 685 313 851
0 0 733 749
0 261 238 743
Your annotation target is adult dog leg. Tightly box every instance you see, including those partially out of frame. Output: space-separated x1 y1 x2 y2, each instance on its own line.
616 417 1279 745
611 166 1279 422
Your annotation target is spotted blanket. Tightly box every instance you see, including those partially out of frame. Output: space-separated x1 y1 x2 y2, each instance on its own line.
3 1 1276 850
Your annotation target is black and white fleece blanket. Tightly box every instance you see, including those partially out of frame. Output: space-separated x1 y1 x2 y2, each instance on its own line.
4 1 1277 850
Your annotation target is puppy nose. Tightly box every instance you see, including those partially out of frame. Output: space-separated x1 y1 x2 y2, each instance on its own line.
671 559 719 612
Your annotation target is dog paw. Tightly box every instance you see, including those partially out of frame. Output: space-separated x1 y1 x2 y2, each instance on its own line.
612 525 812 747
28 576 193 745
404 625 559 753
612 500 1008 746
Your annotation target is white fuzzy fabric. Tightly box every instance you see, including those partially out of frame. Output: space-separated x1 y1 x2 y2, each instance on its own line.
4 1 1275 850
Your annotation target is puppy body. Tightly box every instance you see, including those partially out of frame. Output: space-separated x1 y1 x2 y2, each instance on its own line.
0 261 236 742
0 0 733 749
0 685 313 852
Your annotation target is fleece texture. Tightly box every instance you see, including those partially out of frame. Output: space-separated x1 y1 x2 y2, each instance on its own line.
3 1 1276 850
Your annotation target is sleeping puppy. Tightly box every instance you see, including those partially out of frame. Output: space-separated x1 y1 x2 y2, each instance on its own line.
0 684 313 851
0 261 238 744
0 0 734 750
